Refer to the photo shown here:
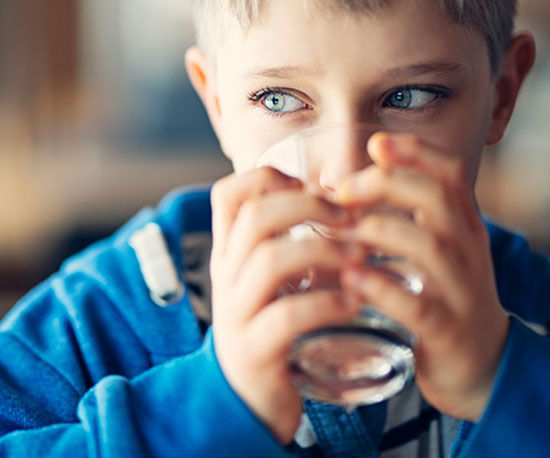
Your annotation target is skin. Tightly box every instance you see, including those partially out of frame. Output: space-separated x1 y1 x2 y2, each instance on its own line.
185 0 536 444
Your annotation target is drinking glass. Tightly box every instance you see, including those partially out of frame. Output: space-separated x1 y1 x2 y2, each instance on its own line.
257 124 420 407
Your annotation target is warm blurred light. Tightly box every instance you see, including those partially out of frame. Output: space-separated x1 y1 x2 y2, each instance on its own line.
0 0 548 312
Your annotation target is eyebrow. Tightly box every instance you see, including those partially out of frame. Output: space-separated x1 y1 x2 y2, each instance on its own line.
244 61 466 82
381 61 467 79
244 65 316 81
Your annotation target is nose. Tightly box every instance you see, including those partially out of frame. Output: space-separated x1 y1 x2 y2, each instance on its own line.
316 125 375 193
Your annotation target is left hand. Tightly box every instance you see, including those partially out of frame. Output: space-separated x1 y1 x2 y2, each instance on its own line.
337 132 509 421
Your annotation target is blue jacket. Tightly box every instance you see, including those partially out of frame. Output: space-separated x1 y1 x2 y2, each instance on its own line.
0 186 549 457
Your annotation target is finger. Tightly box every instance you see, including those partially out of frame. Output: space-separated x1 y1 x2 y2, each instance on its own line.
342 214 467 293
337 165 468 238
341 267 452 339
369 132 482 232
227 237 363 324
247 290 363 360
225 190 350 277
368 132 467 188
211 168 302 257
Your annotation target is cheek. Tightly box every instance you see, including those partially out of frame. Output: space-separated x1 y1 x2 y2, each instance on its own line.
220 121 285 173
434 129 483 183
446 96 494 181
410 99 493 184
423 119 489 185
218 99 304 173
216 96 262 172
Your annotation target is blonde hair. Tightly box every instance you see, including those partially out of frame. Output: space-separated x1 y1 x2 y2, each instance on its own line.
191 0 516 73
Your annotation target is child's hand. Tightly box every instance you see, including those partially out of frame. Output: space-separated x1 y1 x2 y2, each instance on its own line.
209 168 361 444
338 133 510 422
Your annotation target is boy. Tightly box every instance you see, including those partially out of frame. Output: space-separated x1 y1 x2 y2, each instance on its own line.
0 0 548 456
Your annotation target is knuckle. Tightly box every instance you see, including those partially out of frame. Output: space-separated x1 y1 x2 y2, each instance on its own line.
240 328 264 359
211 177 232 205
311 238 342 262
240 198 264 224
213 174 232 193
265 301 295 337
256 165 273 182
255 240 280 267
256 165 280 186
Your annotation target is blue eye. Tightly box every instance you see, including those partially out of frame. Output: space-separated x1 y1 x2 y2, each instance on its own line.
248 88 309 115
384 88 441 109
263 91 306 113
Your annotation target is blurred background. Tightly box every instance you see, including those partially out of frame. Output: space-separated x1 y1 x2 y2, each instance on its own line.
0 0 549 317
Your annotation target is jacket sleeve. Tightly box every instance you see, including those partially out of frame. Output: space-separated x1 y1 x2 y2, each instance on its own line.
451 316 550 458
488 221 550 327
450 223 550 457
0 264 290 458
0 326 289 458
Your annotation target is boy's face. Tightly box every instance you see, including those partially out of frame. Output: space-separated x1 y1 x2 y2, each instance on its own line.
210 0 495 188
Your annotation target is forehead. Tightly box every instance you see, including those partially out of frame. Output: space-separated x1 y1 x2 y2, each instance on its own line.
217 0 487 81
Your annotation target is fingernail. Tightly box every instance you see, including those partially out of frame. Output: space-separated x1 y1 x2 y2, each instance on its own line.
388 134 418 158
370 133 414 161
336 178 355 202
378 133 396 150
369 133 392 155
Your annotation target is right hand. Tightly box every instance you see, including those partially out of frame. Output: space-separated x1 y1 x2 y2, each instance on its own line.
210 167 362 444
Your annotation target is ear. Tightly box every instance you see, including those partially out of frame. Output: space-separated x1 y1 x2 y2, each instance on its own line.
486 32 536 145
185 46 223 138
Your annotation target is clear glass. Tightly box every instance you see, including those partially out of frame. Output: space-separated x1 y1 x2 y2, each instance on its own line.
257 124 420 407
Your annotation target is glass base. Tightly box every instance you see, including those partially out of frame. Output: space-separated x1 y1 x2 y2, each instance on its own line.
289 326 415 406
